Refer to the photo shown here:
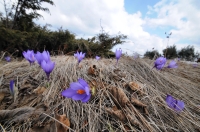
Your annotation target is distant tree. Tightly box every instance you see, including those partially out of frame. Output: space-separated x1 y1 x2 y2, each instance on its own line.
144 50 160 59
1 0 54 31
163 44 177 59
178 45 195 61
94 32 127 57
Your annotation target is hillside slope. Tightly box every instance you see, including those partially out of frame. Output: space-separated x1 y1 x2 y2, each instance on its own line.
0 56 200 132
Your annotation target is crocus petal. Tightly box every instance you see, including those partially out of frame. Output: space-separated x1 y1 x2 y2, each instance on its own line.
82 53 86 58
82 94 91 103
78 78 89 88
72 94 87 101
166 95 175 108
35 51 43 65
61 78 91 103
74 51 86 63
174 100 185 111
168 61 178 68
156 64 165 70
23 50 35 64
70 82 84 90
23 51 28 59
84 87 90 95
96 56 100 60
10 80 14 95
61 88 77 98
115 49 122 60
42 51 50 62
154 57 166 70
5 56 11 62
166 94 185 112
41 60 55 74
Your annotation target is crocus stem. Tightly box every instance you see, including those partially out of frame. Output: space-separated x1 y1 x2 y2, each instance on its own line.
46 73 50 81
116 60 118 66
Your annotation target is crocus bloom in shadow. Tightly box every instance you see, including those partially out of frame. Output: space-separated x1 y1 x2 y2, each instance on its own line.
153 57 166 70
41 60 55 80
115 49 122 64
5 56 11 62
23 50 35 65
95 56 100 60
61 78 91 103
166 95 184 112
74 51 85 64
167 60 178 68
10 80 14 96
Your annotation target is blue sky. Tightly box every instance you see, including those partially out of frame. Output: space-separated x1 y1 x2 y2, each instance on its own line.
124 0 159 17
1 0 200 55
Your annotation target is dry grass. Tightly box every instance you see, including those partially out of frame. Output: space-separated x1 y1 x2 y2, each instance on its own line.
0 55 200 132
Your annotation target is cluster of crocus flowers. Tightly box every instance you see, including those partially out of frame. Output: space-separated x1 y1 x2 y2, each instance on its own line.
153 56 167 70
166 94 185 112
5 56 11 62
35 51 55 80
23 50 35 65
167 60 178 68
74 51 85 64
95 56 100 60
61 78 91 103
115 48 122 64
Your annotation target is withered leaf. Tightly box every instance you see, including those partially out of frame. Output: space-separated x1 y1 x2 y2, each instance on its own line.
0 92 5 103
106 108 140 127
106 108 126 122
113 69 126 78
88 65 96 75
55 114 70 131
108 87 129 108
33 87 47 94
130 98 149 115
128 81 145 95
131 97 147 107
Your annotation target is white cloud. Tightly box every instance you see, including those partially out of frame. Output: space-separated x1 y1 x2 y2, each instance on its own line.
1 0 199 55
36 0 166 55
145 0 200 51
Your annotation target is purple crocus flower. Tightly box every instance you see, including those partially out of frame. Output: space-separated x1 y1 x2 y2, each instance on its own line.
95 56 100 60
41 50 51 62
35 51 50 66
115 49 122 64
133 53 139 59
74 51 85 64
23 50 35 65
166 95 185 112
167 60 178 68
41 60 55 80
193 63 198 68
61 78 91 103
35 51 43 66
178 58 180 61
5 56 11 62
10 80 14 96
153 57 166 70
